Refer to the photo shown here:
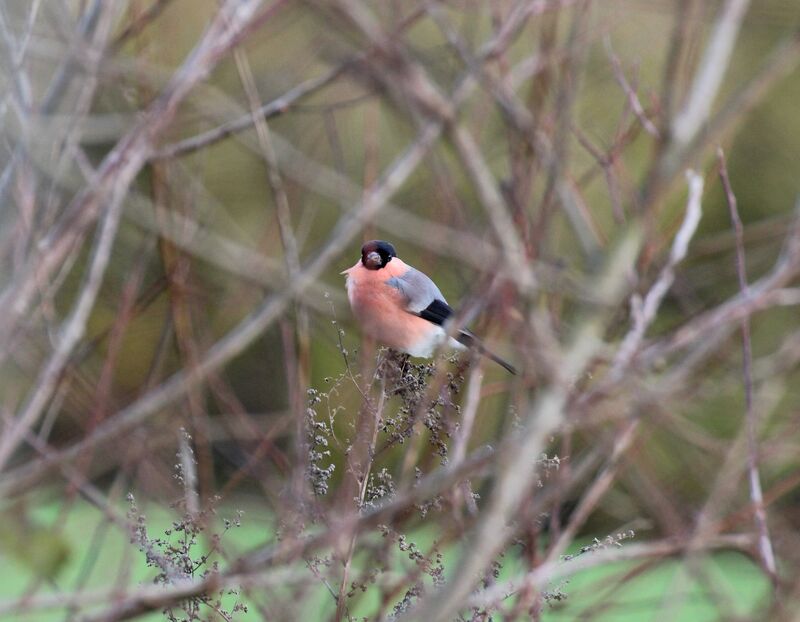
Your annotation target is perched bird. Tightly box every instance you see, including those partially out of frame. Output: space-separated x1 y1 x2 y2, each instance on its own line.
342 240 517 374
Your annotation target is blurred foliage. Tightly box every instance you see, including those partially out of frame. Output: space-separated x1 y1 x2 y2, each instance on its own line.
0 506 70 581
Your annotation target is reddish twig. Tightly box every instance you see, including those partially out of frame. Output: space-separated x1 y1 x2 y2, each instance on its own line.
717 148 778 580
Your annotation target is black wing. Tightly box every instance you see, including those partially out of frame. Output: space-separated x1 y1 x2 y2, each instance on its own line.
417 299 454 327
419 298 517 373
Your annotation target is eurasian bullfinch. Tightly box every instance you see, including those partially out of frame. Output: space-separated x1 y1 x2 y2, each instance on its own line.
342 240 517 374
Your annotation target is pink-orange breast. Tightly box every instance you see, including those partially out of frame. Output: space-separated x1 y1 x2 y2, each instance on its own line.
344 261 439 354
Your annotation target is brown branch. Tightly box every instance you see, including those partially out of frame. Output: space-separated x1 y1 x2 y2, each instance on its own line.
0 0 269 360
608 170 704 382
231 45 313 505
543 417 640 563
0 113 446 498
65 446 495 622
112 0 175 49
401 229 643 621
468 534 754 611
718 148 777 580
152 65 346 160
125 196 343 311
604 36 659 139
0 170 127 472
640 200 800 366
643 16 800 211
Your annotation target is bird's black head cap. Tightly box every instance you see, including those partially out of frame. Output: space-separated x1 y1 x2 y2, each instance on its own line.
361 240 396 270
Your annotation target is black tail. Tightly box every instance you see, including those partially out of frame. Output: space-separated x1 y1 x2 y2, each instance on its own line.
456 331 517 375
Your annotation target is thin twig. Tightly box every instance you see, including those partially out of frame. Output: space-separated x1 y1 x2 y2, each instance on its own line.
68 446 495 622
467 534 754 611
400 229 643 622
608 170 704 382
717 148 777 580
543 417 640 563
0 112 445 498
640 199 800 365
604 36 659 138
153 66 346 160
232 45 313 505
0 0 268 359
0 167 127 472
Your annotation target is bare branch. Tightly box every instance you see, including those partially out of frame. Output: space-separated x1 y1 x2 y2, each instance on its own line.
609 170 704 381
0 0 269 359
0 115 445 497
604 36 659 138
718 148 777 579
153 66 346 160
468 534 754 611
401 229 643 621
0 167 127 472
671 0 751 147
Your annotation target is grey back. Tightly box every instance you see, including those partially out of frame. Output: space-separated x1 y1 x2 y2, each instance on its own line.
386 266 448 313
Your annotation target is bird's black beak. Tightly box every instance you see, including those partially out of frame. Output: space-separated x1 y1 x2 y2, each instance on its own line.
365 251 382 268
